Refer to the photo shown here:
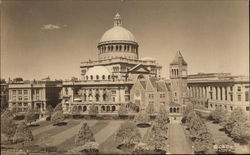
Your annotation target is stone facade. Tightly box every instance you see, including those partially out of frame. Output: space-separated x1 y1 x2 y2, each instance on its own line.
8 80 62 114
187 73 250 114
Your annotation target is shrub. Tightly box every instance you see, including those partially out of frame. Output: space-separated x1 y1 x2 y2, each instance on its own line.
193 131 214 154
134 111 150 127
82 142 99 154
45 105 54 117
115 121 141 148
210 107 228 123
155 106 169 131
146 124 168 152
230 121 250 143
88 105 99 116
54 103 63 112
118 104 128 116
75 122 95 146
224 107 248 134
1 109 14 119
13 122 33 143
1 117 17 142
25 109 38 125
215 138 235 154
51 111 64 125
132 142 153 154
146 103 155 115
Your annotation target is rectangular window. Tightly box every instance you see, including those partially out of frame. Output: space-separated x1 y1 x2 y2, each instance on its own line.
230 86 233 91
246 107 250 111
18 103 22 106
24 97 28 101
237 86 241 92
230 94 233 101
12 90 16 95
238 95 241 101
24 90 28 95
18 90 22 95
245 91 249 101
18 96 22 101
36 89 39 94
24 103 28 106
113 97 115 102
111 90 116 94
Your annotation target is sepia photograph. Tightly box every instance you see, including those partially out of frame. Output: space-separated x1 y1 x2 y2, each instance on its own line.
0 0 249 154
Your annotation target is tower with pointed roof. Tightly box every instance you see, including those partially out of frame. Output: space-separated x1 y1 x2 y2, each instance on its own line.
170 51 188 107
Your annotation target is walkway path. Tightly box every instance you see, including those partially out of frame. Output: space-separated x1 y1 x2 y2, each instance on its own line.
168 122 193 154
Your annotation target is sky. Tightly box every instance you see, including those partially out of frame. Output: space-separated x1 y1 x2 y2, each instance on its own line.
1 0 249 80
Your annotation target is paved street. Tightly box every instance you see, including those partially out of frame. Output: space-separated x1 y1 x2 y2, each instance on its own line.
168 122 193 154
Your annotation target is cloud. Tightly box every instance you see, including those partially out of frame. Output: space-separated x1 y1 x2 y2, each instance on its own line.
41 24 61 30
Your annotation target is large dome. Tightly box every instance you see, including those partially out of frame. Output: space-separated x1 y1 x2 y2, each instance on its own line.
99 13 137 44
100 26 136 43
97 13 139 60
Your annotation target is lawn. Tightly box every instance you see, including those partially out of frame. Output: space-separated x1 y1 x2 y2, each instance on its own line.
2 119 155 154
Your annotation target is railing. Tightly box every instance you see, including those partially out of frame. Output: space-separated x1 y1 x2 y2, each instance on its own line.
80 57 159 67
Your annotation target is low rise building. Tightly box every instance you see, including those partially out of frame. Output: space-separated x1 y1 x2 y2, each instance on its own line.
8 80 62 114
187 73 250 114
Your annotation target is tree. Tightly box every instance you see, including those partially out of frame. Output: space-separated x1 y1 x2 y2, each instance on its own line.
1 117 17 142
45 105 54 117
134 111 150 127
75 122 95 146
146 103 155 115
13 122 33 143
146 124 168 152
193 131 214 154
115 121 141 148
51 111 64 125
81 142 99 154
71 105 80 116
155 106 169 132
231 121 250 143
88 105 99 116
210 107 228 123
1 109 14 119
224 107 247 134
54 103 63 112
181 103 194 123
118 104 128 116
25 109 37 125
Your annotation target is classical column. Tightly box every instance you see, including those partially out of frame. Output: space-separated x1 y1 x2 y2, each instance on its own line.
218 86 221 101
222 87 225 101
86 89 89 102
212 86 216 100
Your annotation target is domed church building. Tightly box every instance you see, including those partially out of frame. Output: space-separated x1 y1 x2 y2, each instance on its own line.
61 13 163 114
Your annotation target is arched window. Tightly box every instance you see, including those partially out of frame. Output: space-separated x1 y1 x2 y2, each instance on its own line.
170 107 173 113
173 108 176 113
106 106 110 112
108 75 111 80
127 46 130 51
124 45 127 51
83 106 87 112
89 94 93 101
90 75 93 80
96 75 99 80
103 93 107 101
176 69 179 76
116 45 118 51
119 45 122 51
86 76 88 80
83 94 87 101
101 106 105 111
95 93 100 101
112 106 116 112
111 46 113 51
102 75 105 80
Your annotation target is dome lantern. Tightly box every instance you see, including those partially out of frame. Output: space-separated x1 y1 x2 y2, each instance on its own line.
114 13 122 27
